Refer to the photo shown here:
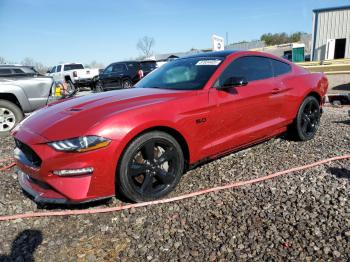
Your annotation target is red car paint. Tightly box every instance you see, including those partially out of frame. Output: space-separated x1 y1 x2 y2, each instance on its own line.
12 51 328 203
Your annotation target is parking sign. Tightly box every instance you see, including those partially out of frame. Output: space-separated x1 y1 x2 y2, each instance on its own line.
212 35 225 51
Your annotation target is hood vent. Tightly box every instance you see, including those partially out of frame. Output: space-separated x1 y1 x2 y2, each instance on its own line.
68 108 83 112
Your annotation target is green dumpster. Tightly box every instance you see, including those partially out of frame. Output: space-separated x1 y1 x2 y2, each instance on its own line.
292 47 305 62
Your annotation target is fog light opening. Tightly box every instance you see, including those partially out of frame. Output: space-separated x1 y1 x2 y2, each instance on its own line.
53 167 94 176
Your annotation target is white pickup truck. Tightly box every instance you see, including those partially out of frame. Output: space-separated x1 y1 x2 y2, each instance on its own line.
48 63 99 88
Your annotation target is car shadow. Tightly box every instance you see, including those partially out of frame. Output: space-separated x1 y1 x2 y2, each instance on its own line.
0 230 43 262
333 120 350 126
327 167 350 180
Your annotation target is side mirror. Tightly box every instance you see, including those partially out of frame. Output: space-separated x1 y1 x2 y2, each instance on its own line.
46 70 51 74
218 76 248 90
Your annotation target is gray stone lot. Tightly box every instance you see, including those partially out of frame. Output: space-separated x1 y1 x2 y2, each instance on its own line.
0 106 349 261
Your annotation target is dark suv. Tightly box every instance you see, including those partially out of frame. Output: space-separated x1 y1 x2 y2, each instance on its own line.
140 60 157 76
94 60 157 92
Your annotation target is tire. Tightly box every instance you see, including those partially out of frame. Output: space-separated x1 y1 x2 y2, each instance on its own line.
91 76 99 91
95 80 104 92
67 80 78 95
117 131 184 202
0 99 24 137
289 96 321 141
122 79 132 89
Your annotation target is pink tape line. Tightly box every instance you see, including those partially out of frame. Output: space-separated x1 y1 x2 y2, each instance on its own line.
0 154 349 222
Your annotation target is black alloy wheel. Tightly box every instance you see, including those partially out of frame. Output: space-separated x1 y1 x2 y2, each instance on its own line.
95 80 104 92
293 96 321 141
117 131 184 202
122 80 132 88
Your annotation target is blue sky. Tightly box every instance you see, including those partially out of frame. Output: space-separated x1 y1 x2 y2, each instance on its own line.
0 0 349 66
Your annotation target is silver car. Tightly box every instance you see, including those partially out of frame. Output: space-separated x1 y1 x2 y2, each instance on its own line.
0 65 59 136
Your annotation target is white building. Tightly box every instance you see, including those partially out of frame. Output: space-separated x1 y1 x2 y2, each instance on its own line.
311 5 350 61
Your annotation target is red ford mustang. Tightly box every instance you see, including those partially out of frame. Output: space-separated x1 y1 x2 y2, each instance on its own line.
12 51 328 204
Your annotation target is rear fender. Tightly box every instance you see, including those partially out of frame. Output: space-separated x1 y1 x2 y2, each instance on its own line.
288 73 327 118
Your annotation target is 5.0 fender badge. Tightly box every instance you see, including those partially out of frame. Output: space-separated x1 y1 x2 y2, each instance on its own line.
196 118 207 124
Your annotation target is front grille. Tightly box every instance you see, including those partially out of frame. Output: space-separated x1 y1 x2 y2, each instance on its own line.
14 138 42 167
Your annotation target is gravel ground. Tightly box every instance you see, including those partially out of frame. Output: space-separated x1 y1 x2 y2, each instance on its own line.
0 106 349 261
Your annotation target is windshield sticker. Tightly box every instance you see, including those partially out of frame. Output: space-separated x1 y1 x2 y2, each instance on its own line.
196 60 221 66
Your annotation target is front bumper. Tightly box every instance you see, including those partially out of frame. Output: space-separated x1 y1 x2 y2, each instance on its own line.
13 128 118 204
74 78 93 87
18 170 112 204
18 170 69 204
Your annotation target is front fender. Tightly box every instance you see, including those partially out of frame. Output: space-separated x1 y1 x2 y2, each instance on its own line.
93 118 193 168
121 120 192 150
0 85 32 112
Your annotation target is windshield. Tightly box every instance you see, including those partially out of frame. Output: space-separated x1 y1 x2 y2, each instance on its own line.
135 57 223 90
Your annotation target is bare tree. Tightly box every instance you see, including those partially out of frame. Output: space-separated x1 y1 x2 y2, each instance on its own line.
19 57 49 73
0 56 7 64
137 36 155 58
34 62 50 74
21 57 35 66
85 60 105 69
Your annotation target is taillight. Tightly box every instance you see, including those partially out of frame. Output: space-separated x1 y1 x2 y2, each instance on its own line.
138 69 144 79
73 71 77 77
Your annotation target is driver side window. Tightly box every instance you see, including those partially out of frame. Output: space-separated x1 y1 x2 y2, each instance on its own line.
214 56 273 87
104 65 113 74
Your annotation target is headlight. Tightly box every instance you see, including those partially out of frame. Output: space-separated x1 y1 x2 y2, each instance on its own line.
48 136 111 152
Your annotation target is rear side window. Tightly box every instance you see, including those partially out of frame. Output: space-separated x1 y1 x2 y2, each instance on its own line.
141 61 157 70
112 64 126 73
57 65 62 72
217 56 273 86
271 60 291 77
64 64 84 71
127 63 137 69
13 69 25 74
0 69 12 75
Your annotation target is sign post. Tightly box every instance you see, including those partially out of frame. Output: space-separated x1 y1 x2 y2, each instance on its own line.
212 35 225 51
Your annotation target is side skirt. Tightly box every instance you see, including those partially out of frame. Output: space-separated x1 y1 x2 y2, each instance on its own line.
188 127 287 171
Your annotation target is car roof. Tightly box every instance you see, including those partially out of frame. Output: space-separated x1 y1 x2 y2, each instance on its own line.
0 65 33 68
181 50 238 59
112 61 140 65
58 63 83 65
182 50 293 65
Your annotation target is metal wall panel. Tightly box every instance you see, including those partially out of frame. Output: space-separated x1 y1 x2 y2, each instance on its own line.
312 8 350 61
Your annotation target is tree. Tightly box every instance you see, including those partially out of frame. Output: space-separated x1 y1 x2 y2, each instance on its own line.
137 36 155 58
85 60 105 69
260 32 303 46
34 62 50 74
0 56 7 64
20 57 49 74
290 32 302 43
21 57 35 66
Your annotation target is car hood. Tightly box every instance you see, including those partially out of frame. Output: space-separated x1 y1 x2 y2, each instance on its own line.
16 88 193 141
